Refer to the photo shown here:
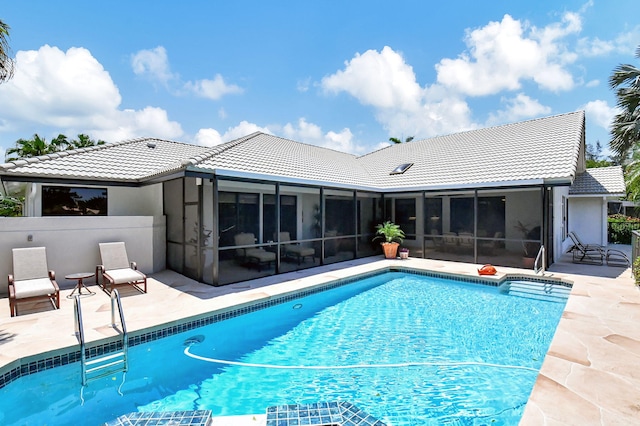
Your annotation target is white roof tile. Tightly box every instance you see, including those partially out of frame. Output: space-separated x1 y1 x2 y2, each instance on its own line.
569 165 625 195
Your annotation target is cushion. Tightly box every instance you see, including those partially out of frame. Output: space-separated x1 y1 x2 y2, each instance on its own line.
245 249 276 262
13 278 57 299
286 246 315 257
105 268 145 284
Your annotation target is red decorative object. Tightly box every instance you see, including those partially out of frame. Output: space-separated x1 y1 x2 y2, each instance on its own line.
477 264 497 275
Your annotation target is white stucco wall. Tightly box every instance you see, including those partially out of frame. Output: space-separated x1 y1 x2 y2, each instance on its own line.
0 216 166 297
26 183 164 216
568 196 606 246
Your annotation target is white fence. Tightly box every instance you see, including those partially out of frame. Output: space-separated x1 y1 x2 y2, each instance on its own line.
0 216 166 297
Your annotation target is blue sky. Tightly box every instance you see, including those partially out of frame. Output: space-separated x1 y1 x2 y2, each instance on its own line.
1 0 638 158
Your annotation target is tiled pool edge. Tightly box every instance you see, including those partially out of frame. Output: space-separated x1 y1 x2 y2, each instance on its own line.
0 266 571 390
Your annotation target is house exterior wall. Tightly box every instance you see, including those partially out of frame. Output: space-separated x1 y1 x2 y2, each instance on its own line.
569 197 606 246
26 183 164 217
0 216 166 297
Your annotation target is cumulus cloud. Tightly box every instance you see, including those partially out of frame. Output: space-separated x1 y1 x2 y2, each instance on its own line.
184 74 243 100
194 121 271 147
577 25 640 57
321 46 474 139
281 118 365 154
131 46 243 100
436 13 579 96
0 45 183 142
583 100 616 131
131 46 177 85
486 93 551 125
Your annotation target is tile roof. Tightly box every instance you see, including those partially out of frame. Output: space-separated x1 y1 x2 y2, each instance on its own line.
0 138 209 183
189 132 375 187
358 111 585 189
569 165 626 195
0 111 590 191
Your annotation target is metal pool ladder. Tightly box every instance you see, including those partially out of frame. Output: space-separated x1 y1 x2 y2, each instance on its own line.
74 289 129 386
534 245 546 274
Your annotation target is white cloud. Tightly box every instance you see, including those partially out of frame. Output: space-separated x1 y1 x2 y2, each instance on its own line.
184 74 243 100
281 118 365 154
577 25 640 57
0 45 183 142
132 46 243 101
583 99 616 131
194 121 271 147
486 93 551 125
436 13 579 96
322 46 422 111
321 46 474 139
131 46 177 85
585 79 599 88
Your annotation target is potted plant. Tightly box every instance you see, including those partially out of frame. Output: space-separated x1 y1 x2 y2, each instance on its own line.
373 221 405 259
514 221 541 268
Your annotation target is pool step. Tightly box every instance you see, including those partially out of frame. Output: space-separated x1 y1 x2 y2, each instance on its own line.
85 350 128 381
500 281 570 302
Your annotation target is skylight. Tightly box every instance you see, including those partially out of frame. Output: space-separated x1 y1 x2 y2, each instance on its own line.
390 163 414 175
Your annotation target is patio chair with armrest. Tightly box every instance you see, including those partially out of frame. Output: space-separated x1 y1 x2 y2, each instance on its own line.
8 247 60 317
278 232 315 265
567 232 604 265
234 233 275 271
97 242 147 294
568 231 629 267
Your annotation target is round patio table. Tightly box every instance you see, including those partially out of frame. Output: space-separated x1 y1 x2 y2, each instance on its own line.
65 272 96 298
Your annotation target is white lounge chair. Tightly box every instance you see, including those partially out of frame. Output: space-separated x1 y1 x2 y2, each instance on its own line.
234 233 275 271
8 247 60 317
97 242 147 294
278 232 315 264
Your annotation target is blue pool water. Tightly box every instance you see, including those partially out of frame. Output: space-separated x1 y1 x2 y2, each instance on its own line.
0 272 568 425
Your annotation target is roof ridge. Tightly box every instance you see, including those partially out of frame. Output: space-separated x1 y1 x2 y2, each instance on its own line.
182 132 263 166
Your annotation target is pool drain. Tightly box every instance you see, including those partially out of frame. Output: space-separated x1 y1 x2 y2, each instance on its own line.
183 335 205 347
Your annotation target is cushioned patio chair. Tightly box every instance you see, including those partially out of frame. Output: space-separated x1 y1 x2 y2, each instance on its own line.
97 242 147 294
234 233 275 271
567 232 604 265
278 232 315 265
442 232 458 252
8 247 60 317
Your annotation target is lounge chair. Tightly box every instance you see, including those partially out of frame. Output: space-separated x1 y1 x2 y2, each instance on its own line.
278 232 315 264
567 232 604 265
234 233 275 271
97 242 147 294
8 247 60 317
568 231 629 267
442 232 458 252
458 232 474 252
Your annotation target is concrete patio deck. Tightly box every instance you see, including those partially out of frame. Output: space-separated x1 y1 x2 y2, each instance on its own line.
0 251 639 425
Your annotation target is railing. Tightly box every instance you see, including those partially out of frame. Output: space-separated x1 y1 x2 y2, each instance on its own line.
73 295 87 385
74 290 128 386
534 245 546 274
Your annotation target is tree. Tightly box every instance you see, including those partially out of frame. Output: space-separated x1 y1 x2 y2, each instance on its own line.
389 136 414 144
5 134 58 161
0 19 15 84
609 45 640 157
586 141 614 168
5 133 106 161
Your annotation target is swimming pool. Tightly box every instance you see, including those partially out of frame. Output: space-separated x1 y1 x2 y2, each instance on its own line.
0 271 568 425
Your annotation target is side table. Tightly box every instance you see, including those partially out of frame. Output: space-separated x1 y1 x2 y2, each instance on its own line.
65 272 96 298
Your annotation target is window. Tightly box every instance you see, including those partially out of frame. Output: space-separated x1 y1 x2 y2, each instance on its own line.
42 186 107 216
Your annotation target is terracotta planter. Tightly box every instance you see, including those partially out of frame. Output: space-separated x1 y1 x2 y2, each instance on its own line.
381 242 399 259
522 256 535 269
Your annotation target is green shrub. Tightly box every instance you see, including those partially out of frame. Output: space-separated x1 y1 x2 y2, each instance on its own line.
607 214 640 244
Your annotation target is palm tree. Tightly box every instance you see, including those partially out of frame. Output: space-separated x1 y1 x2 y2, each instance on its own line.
0 19 15 84
389 136 414 144
69 133 106 149
609 45 640 157
5 134 59 161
